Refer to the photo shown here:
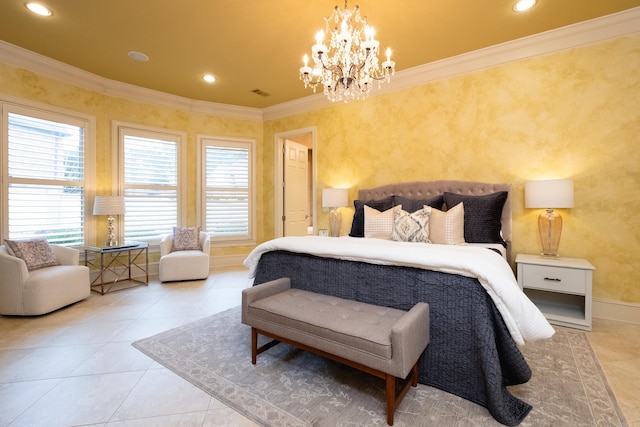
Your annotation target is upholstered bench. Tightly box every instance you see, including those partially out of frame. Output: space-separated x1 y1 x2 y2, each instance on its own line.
241 277 430 426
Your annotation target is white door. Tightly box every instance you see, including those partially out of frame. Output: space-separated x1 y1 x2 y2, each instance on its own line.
284 139 310 236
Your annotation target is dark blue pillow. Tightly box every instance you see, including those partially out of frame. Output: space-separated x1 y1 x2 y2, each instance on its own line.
443 191 508 247
393 195 444 213
349 196 394 237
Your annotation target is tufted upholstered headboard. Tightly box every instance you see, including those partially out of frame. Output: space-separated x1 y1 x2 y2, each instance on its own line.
358 180 512 263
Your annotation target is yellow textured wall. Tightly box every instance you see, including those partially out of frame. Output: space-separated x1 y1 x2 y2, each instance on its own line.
263 35 640 304
0 63 264 263
1 34 638 304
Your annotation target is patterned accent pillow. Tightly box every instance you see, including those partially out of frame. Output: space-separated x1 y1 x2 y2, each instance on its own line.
4 237 60 271
364 205 401 239
429 203 466 245
171 226 202 251
392 206 432 243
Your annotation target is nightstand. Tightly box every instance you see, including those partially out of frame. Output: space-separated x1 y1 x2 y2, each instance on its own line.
516 254 595 331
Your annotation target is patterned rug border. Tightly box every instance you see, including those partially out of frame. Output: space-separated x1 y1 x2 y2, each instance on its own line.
562 330 628 425
132 307 627 427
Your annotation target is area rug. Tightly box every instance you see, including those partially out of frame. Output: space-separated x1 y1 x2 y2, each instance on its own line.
132 307 627 426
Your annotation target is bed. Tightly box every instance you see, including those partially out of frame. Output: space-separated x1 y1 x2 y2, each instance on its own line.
244 180 555 426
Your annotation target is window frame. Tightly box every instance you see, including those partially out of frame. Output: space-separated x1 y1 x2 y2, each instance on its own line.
114 121 186 247
1 94 96 246
197 134 256 247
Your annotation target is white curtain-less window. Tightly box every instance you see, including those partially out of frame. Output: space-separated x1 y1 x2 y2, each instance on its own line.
5 111 86 246
201 137 255 244
121 131 179 243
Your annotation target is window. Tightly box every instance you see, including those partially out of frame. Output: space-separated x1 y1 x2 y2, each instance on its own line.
199 136 255 245
1 99 95 246
116 123 186 244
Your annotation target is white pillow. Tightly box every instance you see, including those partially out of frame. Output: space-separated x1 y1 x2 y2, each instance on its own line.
392 206 432 243
364 205 401 239
429 203 465 245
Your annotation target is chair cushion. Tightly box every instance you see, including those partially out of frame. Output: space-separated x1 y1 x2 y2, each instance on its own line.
23 265 90 315
159 250 209 282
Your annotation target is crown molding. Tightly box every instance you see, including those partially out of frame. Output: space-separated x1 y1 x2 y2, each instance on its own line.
263 6 640 121
0 41 263 122
1 7 638 123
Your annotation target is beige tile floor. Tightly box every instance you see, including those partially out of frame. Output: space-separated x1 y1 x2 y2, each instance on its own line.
0 266 638 426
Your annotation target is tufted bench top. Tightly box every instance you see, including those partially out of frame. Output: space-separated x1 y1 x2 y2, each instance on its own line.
249 288 406 359
242 277 430 426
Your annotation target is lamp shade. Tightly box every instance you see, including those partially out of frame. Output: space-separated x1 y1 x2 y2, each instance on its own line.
322 188 348 208
93 196 126 215
525 179 574 209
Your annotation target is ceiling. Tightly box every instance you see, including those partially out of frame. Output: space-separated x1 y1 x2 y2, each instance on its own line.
1 0 639 109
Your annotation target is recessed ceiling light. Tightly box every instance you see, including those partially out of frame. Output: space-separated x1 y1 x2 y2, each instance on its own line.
25 2 52 16
128 51 149 62
202 74 216 83
513 0 537 12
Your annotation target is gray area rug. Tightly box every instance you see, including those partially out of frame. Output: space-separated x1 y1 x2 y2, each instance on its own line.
132 307 626 426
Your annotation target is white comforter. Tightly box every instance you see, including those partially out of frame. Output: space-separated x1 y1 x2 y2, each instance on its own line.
244 236 555 345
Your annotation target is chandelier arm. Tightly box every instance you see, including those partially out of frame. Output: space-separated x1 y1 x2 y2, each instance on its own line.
318 55 341 75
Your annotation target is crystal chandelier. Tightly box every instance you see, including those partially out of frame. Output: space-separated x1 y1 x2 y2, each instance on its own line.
299 1 395 103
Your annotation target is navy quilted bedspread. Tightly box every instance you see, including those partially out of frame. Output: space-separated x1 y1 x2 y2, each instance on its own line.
253 250 532 426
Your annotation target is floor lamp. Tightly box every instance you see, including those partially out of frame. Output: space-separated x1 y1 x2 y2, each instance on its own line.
525 179 574 257
322 188 348 237
93 196 126 247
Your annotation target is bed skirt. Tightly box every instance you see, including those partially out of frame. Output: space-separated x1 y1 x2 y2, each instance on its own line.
253 250 533 426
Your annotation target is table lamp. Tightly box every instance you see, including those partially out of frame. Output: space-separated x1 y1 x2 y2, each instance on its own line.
525 179 574 257
322 188 348 237
93 196 126 247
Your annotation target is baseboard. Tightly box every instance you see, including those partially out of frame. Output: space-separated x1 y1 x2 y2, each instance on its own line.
593 298 640 325
211 254 246 268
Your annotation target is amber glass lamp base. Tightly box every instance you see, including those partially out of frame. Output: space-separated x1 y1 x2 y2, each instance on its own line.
538 208 562 257
329 208 342 237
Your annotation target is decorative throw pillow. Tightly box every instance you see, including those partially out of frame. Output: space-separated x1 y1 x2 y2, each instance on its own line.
364 205 401 239
443 191 508 246
349 196 394 237
392 206 432 243
171 226 202 251
429 203 466 245
393 195 444 213
3 237 60 271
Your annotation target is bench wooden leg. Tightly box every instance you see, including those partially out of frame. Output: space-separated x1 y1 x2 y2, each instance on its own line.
385 361 420 426
386 374 396 426
251 327 258 364
251 327 281 364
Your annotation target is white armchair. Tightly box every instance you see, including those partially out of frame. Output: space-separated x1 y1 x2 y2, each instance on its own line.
159 231 210 282
0 245 90 316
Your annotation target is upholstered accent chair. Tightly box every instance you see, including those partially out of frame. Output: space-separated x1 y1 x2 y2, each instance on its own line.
0 244 90 316
158 230 210 282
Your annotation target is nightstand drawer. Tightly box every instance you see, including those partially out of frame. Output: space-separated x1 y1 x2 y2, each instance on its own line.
520 264 586 294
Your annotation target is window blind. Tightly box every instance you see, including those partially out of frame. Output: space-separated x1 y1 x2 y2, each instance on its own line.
7 112 85 245
205 144 251 239
123 134 178 242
